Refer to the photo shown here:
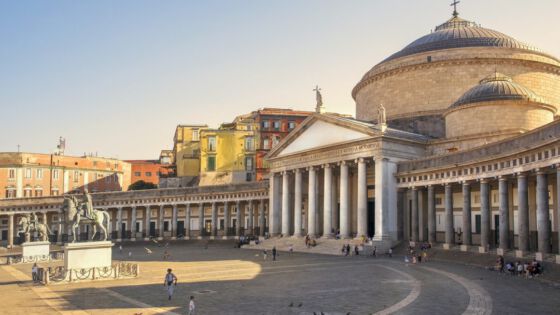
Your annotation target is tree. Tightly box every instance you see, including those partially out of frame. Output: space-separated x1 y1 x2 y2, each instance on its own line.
128 180 158 191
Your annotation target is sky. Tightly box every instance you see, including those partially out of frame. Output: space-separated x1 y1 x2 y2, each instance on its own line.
1 0 559 160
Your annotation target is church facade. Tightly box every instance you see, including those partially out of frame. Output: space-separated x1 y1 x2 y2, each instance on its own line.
266 12 560 259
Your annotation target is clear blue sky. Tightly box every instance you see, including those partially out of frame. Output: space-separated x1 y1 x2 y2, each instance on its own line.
1 0 559 159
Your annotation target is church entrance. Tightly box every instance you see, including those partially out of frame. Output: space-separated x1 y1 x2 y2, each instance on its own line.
368 199 375 238
177 220 185 237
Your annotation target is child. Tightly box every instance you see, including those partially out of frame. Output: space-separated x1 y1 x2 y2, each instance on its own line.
263 249 268 261
188 295 196 315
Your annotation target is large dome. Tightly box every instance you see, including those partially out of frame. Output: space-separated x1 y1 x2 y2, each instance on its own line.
381 17 552 64
353 13 560 139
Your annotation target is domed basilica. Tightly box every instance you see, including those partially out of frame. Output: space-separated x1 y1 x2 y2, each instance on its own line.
266 8 560 260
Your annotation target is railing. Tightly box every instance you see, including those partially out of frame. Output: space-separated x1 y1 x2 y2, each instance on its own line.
40 261 139 285
1 251 63 265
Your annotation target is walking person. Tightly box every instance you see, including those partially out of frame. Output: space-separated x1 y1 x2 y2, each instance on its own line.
372 246 377 257
272 246 277 261
388 247 393 258
188 295 196 315
31 263 38 282
263 249 268 261
163 268 178 300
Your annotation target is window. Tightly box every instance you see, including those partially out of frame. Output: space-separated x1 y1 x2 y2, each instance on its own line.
25 168 32 179
37 168 43 179
164 221 170 232
288 121 296 129
134 172 141 177
53 169 59 180
263 138 270 150
273 121 280 130
8 169 15 180
262 121 269 129
207 156 216 171
35 188 43 197
145 172 152 177
73 170 79 183
246 124 253 131
51 189 59 196
24 187 32 197
475 215 481 234
244 137 254 151
272 136 281 146
245 157 254 171
435 197 442 205
208 136 216 151
246 172 253 182
5 188 16 199
192 129 200 141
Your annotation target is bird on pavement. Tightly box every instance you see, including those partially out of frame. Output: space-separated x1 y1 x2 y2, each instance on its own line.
144 247 153 254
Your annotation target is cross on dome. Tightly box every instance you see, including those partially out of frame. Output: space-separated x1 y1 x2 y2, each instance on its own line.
451 0 460 17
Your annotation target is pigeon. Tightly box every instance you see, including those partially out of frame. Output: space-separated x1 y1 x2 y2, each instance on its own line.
289 302 293 307
144 247 153 254
298 303 303 307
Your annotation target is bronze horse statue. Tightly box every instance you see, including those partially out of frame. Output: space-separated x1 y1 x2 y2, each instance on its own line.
61 196 111 242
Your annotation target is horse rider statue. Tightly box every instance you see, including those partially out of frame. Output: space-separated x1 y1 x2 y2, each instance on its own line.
17 212 52 242
61 190 110 242
81 189 95 220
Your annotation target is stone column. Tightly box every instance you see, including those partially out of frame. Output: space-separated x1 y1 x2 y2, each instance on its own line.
498 176 510 250
236 201 242 237
480 179 490 251
145 206 151 240
281 171 291 236
211 202 218 238
357 158 368 239
331 171 338 232
158 205 164 240
536 171 551 254
308 166 317 237
323 164 333 238
172 204 178 239
42 212 47 225
411 187 419 242
517 173 529 253
185 204 191 238
427 185 436 244
374 158 396 241
444 183 454 247
462 182 472 246
340 161 349 238
8 214 14 248
57 212 63 244
223 202 230 238
269 173 281 236
248 201 254 234
117 207 123 241
199 203 205 238
259 199 265 237
131 206 137 241
557 167 560 255
294 169 303 237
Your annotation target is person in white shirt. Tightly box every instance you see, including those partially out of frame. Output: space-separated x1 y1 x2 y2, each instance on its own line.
188 295 196 315
163 268 177 300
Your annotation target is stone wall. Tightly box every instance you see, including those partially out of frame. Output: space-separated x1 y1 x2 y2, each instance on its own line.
445 100 555 139
354 47 560 125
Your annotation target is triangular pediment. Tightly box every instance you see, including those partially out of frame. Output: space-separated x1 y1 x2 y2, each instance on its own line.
268 114 378 158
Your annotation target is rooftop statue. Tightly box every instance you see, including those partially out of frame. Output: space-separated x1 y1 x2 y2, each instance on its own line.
377 103 386 125
61 190 111 242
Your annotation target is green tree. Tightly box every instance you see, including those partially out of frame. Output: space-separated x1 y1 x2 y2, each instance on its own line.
128 180 158 190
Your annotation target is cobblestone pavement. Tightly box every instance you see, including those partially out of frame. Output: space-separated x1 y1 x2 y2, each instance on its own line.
1 241 559 314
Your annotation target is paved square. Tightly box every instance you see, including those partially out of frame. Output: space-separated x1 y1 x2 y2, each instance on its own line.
1 241 560 314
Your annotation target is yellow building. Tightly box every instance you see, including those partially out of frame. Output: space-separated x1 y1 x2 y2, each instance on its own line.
173 124 208 179
199 116 257 186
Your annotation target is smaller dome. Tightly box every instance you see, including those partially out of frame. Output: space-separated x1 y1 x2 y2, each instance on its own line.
450 73 544 108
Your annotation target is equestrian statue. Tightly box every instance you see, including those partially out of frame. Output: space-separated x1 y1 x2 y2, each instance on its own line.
18 212 52 242
61 189 111 242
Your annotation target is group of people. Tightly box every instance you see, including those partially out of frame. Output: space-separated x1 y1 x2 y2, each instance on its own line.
304 235 317 248
341 244 360 256
405 243 430 264
494 256 543 278
262 246 278 261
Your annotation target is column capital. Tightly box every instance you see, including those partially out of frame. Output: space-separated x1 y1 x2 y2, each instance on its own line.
322 163 332 169
479 178 489 184
516 172 528 178
498 175 509 181
307 166 316 171
535 168 548 175
462 180 472 186
294 168 302 174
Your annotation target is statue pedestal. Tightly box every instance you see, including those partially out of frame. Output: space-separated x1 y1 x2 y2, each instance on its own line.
22 241 51 263
64 241 113 270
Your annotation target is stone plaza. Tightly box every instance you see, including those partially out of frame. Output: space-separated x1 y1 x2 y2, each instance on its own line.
1 241 560 314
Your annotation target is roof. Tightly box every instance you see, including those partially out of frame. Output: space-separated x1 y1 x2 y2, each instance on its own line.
379 16 553 64
450 73 545 108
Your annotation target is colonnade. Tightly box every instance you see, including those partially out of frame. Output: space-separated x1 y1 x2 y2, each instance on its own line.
269 157 395 240
406 168 560 255
1 199 268 247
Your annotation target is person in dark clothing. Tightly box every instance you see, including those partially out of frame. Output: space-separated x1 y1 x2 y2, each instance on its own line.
272 246 277 261
354 245 359 255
